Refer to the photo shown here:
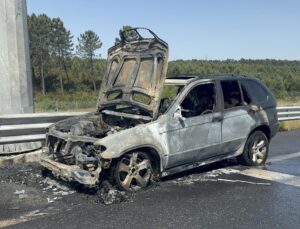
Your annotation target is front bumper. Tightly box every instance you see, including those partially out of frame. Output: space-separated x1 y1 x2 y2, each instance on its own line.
40 150 101 186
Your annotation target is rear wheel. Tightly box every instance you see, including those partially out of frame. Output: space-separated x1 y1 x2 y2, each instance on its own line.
237 131 269 166
113 151 153 191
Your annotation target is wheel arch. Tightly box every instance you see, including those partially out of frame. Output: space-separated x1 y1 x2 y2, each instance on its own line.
119 145 163 174
238 124 270 166
248 124 271 141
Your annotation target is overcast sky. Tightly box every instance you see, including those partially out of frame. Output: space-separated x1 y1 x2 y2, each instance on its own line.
27 0 300 61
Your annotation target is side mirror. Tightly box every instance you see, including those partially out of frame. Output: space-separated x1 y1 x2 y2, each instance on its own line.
249 104 260 112
173 106 186 121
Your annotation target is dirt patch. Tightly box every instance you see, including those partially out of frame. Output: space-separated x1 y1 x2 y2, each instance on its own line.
280 120 300 131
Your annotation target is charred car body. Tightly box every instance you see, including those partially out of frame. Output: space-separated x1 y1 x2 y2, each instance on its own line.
40 28 279 191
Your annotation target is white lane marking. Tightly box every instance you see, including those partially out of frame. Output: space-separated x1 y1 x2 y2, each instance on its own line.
216 178 271 186
0 210 48 228
240 168 300 188
268 151 300 163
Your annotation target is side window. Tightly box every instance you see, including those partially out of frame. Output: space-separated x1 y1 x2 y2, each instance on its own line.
221 80 242 109
180 83 216 118
243 80 268 103
241 84 252 105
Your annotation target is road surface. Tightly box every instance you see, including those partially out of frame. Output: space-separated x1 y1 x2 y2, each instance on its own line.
1 130 300 229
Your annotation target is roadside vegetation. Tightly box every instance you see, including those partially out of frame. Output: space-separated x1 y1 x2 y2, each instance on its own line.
28 14 300 113
279 120 300 131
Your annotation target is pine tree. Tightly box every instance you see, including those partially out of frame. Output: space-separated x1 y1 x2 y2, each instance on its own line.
76 30 102 92
28 14 52 95
51 17 73 96
115 25 137 44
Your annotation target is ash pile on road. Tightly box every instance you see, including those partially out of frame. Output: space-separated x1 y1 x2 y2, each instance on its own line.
96 181 132 205
0 162 135 205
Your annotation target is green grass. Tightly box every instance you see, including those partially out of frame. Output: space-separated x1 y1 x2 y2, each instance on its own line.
34 91 98 112
277 97 300 106
34 91 300 113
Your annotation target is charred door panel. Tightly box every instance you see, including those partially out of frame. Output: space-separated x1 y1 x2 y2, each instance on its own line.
158 116 182 162
166 112 222 168
221 108 256 154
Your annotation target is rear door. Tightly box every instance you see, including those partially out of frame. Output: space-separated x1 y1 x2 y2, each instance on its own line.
220 80 256 154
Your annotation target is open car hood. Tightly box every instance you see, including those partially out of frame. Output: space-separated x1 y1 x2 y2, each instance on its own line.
97 28 169 119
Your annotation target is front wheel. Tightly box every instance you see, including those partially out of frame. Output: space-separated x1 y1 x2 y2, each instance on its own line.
237 131 269 166
113 152 153 192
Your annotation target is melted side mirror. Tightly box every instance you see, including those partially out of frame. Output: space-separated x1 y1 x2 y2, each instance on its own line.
173 106 186 121
249 104 260 112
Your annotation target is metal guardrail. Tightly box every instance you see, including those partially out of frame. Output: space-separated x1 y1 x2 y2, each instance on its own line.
0 106 299 145
0 112 86 145
277 106 300 121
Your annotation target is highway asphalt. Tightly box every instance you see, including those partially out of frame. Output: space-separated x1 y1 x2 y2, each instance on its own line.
0 130 300 229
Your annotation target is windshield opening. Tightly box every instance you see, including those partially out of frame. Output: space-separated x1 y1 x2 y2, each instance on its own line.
159 85 184 114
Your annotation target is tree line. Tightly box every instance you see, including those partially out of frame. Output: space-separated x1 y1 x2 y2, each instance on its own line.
28 14 300 102
28 14 104 97
167 59 300 99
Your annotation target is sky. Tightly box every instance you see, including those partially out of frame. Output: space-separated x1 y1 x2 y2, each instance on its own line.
27 0 300 61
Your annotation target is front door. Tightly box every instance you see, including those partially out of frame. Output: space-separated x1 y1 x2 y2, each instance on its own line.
166 82 222 168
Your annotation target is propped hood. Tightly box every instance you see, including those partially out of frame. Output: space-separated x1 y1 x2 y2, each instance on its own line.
97 28 169 119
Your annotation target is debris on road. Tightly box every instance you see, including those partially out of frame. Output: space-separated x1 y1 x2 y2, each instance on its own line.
170 167 241 185
0 162 135 205
18 194 29 199
168 166 273 187
47 197 54 203
96 181 131 205
14 190 25 195
41 177 70 192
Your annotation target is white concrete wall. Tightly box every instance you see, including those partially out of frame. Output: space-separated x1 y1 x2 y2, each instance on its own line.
0 0 33 114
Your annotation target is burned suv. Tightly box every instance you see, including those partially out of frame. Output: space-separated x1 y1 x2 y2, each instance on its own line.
40 28 279 191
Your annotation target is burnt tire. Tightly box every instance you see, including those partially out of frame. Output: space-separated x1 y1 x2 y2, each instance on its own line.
237 131 269 166
113 151 153 192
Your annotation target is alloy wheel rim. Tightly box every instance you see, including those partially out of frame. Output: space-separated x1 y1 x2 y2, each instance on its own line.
117 153 152 191
251 138 267 164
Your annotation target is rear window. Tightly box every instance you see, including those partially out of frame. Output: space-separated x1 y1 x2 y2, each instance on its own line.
221 80 242 109
242 80 268 103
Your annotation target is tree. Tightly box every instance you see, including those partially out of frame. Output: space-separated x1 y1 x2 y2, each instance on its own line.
114 25 138 44
28 14 52 95
51 17 73 96
27 13 300 102
76 30 102 92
